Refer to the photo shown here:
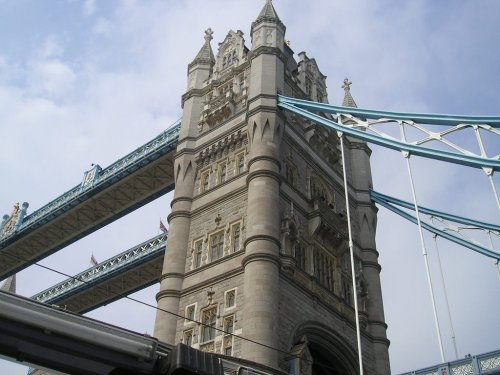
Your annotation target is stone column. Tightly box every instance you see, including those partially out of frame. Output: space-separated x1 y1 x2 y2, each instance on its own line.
240 8 286 366
154 30 213 342
242 112 282 367
154 152 195 343
350 141 391 375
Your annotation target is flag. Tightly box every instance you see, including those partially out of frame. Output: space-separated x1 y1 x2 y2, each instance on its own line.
160 220 168 234
90 254 98 266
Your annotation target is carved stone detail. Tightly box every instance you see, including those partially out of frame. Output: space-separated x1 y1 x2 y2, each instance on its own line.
0 201 29 239
195 130 248 167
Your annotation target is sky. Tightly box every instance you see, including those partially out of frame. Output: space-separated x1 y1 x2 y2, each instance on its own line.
0 0 499 374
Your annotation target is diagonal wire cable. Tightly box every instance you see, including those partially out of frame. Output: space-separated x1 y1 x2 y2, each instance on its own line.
1 250 350 373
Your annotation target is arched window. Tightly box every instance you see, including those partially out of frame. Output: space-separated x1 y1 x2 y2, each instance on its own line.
232 224 240 252
310 175 334 207
210 231 224 261
225 289 236 308
201 307 217 342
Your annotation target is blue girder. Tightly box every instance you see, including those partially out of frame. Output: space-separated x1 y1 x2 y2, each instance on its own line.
278 95 500 127
277 95 500 171
370 190 500 260
0 121 180 248
32 234 167 313
371 190 500 232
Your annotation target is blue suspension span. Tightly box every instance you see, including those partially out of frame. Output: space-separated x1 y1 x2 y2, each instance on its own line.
32 233 167 313
277 95 500 172
370 191 500 260
17 121 181 235
0 121 180 248
277 95 500 127
371 190 500 232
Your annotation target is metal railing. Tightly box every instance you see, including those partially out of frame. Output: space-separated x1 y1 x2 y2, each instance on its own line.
401 349 500 375
32 233 167 304
1 121 180 244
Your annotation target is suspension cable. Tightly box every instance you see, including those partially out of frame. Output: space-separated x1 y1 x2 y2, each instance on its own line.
1 251 349 373
404 152 445 362
400 120 445 362
430 225 459 360
339 131 364 375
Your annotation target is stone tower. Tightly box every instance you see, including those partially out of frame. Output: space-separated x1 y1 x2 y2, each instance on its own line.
154 2 390 374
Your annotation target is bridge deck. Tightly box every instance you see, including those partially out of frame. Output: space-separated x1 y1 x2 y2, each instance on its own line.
0 123 179 280
32 234 167 314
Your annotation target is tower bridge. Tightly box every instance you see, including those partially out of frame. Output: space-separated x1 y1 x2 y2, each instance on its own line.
1 1 499 375
0 123 179 280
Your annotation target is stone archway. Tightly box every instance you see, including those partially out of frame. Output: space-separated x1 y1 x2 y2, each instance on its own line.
288 322 359 375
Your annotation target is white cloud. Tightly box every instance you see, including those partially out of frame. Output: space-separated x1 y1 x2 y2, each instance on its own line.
27 59 76 97
37 35 64 59
1 1 499 374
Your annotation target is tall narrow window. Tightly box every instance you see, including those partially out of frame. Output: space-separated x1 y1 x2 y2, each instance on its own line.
194 241 203 268
210 231 224 262
223 315 234 356
225 289 236 308
232 224 240 252
185 305 195 321
201 307 217 342
224 315 234 334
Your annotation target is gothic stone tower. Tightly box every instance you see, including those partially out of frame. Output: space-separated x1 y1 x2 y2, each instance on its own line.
154 2 390 374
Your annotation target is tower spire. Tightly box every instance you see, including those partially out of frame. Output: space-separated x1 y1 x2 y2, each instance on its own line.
257 0 280 22
192 28 215 64
251 0 285 51
342 78 358 108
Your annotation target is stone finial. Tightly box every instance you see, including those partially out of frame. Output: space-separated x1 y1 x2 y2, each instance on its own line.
192 28 215 64
342 78 352 92
204 28 214 42
341 78 357 108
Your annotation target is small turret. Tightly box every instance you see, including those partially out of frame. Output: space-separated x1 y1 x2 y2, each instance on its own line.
187 28 215 91
250 0 285 51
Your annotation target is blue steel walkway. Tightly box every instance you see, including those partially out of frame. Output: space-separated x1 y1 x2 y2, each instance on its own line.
0 122 179 280
32 234 167 314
